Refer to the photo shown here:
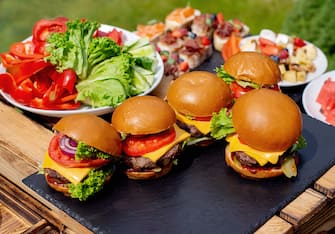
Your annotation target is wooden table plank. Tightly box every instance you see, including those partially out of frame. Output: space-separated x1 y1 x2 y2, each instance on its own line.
314 165 335 199
255 216 293 234
280 188 328 227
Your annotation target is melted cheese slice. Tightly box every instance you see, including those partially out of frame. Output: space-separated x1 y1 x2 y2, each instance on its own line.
175 112 211 135
42 153 94 185
142 124 190 163
226 134 285 166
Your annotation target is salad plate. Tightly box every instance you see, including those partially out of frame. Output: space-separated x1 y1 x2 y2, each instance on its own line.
302 70 335 126
0 24 164 118
240 34 328 87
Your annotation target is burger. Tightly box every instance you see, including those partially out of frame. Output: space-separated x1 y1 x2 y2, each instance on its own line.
166 71 234 146
225 88 307 179
111 95 191 180
42 114 122 201
215 51 281 99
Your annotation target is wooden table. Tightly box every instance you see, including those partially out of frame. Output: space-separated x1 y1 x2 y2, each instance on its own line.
0 99 334 233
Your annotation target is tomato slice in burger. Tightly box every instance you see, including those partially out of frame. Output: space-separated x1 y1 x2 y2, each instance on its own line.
123 127 176 157
230 82 253 99
48 134 110 168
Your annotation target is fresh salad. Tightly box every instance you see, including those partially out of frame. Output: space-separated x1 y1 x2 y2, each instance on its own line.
0 17 158 110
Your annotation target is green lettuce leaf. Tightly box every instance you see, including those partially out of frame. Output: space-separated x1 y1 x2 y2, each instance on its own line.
215 65 260 89
215 66 235 84
75 54 134 107
290 135 307 153
75 141 112 160
68 166 114 201
210 108 235 140
45 19 122 80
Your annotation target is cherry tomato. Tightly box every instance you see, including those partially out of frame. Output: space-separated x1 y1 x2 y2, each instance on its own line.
48 134 111 168
178 61 189 72
123 127 176 156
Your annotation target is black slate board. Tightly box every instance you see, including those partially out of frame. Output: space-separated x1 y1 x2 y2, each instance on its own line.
23 114 335 234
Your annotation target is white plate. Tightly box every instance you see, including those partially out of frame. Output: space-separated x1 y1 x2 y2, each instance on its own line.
0 24 163 118
302 70 335 125
240 35 328 87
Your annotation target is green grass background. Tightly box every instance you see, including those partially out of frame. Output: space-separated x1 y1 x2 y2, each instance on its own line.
0 0 294 53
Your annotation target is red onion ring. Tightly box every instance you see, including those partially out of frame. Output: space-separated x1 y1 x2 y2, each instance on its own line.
59 135 77 156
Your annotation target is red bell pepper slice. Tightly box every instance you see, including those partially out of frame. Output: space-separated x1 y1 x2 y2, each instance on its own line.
107 29 123 45
9 41 44 59
30 97 80 110
42 68 78 104
11 79 33 105
32 17 68 43
32 17 68 54
0 73 16 94
6 58 50 84
56 69 77 93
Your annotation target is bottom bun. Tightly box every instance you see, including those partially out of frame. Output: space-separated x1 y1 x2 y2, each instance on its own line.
45 172 112 197
225 145 283 179
125 163 173 180
45 173 71 196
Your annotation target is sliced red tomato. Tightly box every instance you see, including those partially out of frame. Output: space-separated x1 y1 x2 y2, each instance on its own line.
230 82 253 99
193 116 212 121
48 134 110 168
123 127 176 157
9 41 44 59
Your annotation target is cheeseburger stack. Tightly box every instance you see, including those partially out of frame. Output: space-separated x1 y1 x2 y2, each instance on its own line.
225 89 306 179
166 71 234 146
111 95 191 180
42 114 122 201
216 51 281 99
